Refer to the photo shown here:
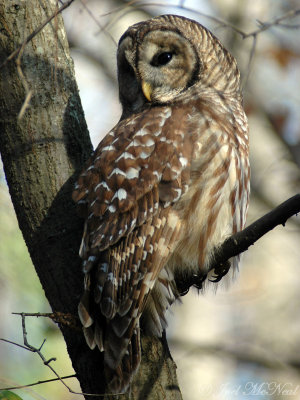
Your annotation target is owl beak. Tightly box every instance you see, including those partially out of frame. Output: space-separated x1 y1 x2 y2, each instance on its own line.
141 81 152 101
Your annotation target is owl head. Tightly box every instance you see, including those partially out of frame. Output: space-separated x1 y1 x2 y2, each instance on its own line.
117 14 241 119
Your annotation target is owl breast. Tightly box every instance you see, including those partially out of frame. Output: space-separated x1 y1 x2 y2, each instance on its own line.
168 96 250 279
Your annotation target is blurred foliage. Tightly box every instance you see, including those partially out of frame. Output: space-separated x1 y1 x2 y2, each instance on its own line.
1 1 300 399
0 391 23 400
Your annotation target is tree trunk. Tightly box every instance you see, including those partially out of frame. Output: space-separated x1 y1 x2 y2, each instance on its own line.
0 1 182 399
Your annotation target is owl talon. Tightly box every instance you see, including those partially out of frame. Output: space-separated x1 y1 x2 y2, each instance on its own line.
177 273 207 295
180 287 190 296
209 261 231 283
209 275 222 283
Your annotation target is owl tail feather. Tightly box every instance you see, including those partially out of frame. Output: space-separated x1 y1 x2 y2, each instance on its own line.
81 322 141 394
79 289 141 394
105 323 141 394
78 289 93 328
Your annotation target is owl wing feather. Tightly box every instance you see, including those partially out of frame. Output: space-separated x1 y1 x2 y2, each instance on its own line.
73 104 195 392
73 105 194 256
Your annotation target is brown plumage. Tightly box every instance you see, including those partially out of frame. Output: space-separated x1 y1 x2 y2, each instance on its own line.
73 14 250 393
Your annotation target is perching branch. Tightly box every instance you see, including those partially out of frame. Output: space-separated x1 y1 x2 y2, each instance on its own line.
178 194 300 293
215 194 300 265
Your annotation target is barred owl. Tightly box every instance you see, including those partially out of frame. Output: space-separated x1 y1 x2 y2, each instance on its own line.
73 14 250 393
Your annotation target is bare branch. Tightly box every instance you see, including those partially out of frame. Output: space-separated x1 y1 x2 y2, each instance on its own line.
241 35 257 89
1 313 80 395
214 194 300 264
178 194 300 293
247 8 300 37
20 313 75 393
0 314 119 397
78 0 117 46
15 42 33 120
0 375 76 391
98 2 246 37
100 3 300 38
11 311 80 330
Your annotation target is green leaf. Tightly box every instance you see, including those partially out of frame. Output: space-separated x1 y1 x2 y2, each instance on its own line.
0 391 23 400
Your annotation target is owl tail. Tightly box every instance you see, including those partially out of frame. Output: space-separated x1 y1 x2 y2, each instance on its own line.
104 322 141 394
78 287 142 394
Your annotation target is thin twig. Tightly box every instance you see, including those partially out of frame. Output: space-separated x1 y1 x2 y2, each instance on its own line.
246 8 300 38
0 375 76 391
79 0 117 46
16 41 33 120
96 1 246 37
241 34 257 90
20 313 68 388
1 338 32 352
100 2 300 38
11 311 81 330
0 313 125 397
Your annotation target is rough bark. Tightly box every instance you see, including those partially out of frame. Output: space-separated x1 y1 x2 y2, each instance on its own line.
0 1 182 399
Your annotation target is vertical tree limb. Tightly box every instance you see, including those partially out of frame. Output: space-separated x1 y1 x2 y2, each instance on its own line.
0 1 182 398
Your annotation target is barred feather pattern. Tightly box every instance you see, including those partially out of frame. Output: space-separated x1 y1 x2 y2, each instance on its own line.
73 14 250 393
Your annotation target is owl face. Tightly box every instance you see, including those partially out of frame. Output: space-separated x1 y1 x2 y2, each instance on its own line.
134 30 199 102
117 23 199 115
117 15 240 119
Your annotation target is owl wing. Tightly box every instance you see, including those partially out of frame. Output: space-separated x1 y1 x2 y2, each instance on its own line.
73 105 193 257
73 104 195 392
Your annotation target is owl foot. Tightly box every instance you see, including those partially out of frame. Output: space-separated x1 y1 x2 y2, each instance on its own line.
209 260 231 282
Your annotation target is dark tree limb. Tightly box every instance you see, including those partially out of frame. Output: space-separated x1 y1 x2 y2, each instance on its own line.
214 194 300 263
178 194 300 294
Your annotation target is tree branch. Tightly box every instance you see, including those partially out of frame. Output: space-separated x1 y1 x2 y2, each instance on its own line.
215 194 300 263
178 194 300 293
0 374 76 392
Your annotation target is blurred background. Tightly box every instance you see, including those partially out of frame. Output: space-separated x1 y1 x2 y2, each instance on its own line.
1 0 300 399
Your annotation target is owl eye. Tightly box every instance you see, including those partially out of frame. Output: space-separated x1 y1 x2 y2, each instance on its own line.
151 52 173 67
